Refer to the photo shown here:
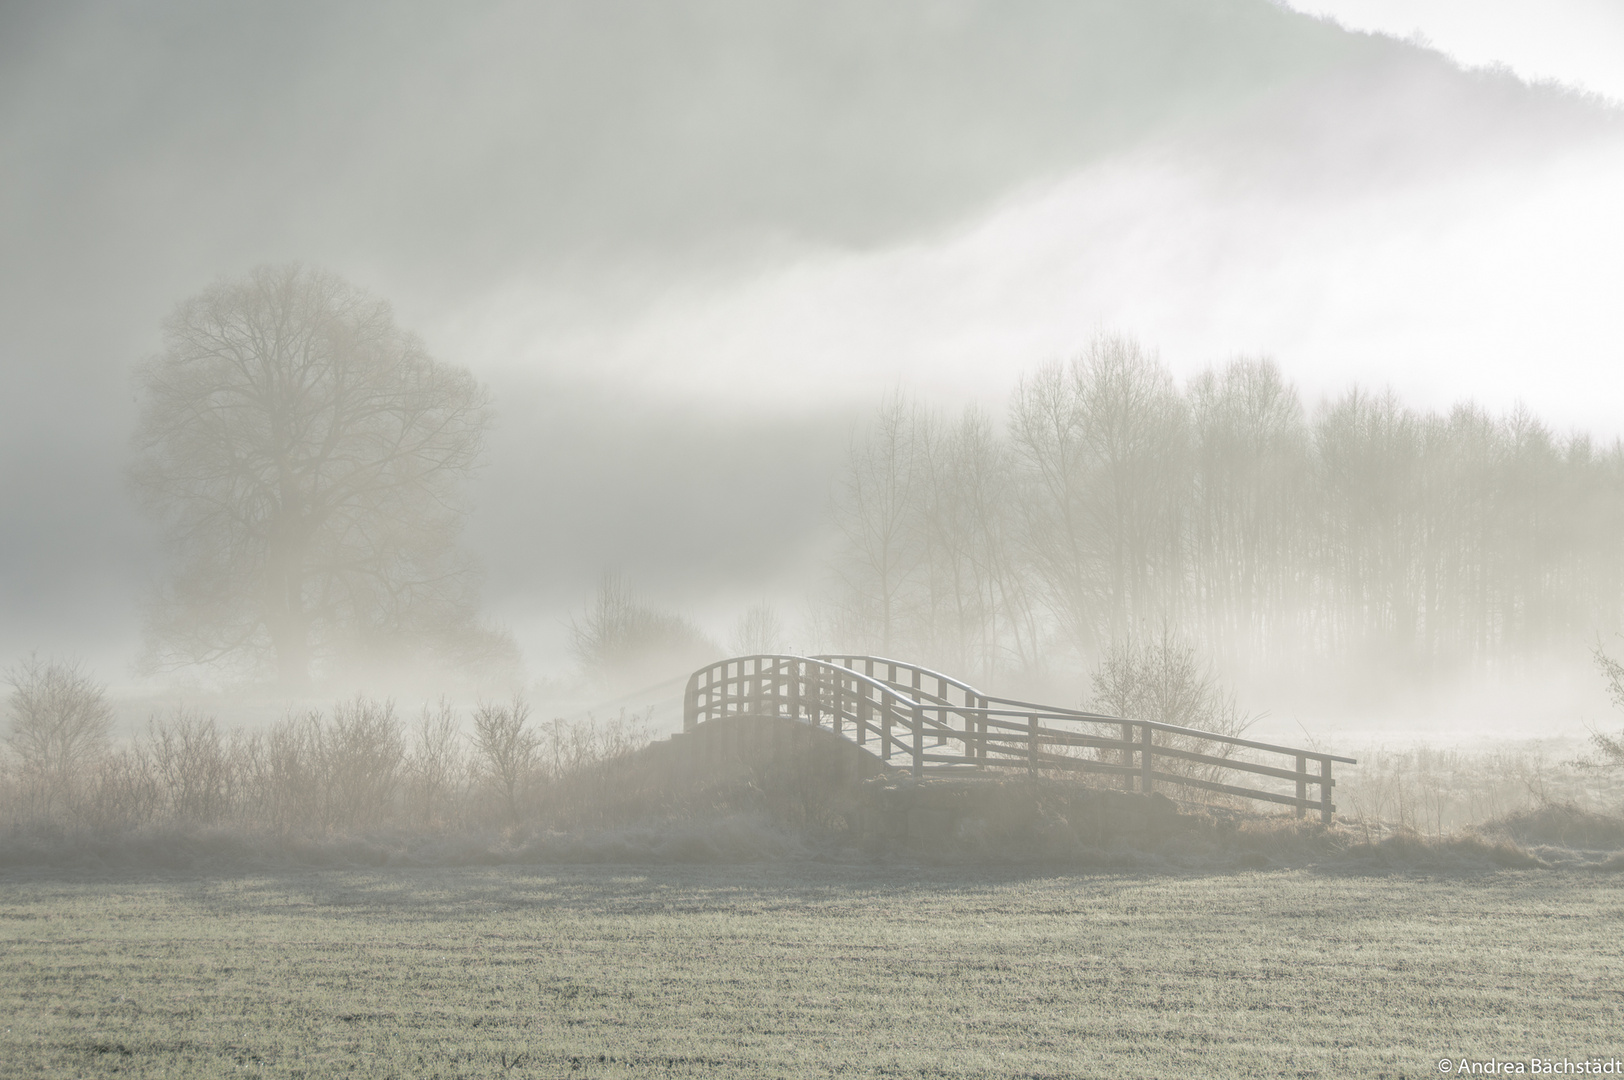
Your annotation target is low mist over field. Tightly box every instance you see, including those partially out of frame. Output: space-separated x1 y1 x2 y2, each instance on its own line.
4 0 1624 744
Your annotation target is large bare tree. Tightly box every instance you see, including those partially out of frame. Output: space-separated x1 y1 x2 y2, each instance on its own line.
133 265 505 688
829 393 927 654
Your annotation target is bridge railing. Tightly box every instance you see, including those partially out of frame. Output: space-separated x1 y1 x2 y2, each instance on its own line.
684 654 1354 822
684 654 940 768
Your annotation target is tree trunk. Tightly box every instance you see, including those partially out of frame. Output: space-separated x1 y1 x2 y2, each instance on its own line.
270 614 311 690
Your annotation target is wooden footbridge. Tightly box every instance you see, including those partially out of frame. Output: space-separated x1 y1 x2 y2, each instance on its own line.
683 654 1355 823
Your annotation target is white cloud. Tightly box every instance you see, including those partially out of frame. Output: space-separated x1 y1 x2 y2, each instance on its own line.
446 126 1624 437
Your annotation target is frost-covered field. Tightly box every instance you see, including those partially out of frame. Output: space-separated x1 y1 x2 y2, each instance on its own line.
1 865 1619 1078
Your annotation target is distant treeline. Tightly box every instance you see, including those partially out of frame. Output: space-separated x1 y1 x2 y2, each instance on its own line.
826 336 1624 681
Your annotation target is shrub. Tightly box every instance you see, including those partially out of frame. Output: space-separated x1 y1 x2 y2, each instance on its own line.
1589 640 1624 771
1088 628 1255 784
0 689 657 844
234 698 404 834
323 696 405 830
472 696 539 824
146 709 235 825
405 699 469 830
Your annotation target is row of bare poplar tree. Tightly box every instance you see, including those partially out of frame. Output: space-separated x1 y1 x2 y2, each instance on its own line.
0 657 651 835
827 336 1624 684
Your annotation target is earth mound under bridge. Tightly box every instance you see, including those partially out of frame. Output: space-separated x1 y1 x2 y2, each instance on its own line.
681 654 1355 823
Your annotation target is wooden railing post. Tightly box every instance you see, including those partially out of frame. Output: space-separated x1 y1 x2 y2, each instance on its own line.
882 693 893 761
1027 714 1038 775
970 697 980 769
853 677 867 747
912 702 924 779
1320 758 1333 825
934 676 946 746
864 659 877 756
765 661 773 718
1121 722 1134 790
1140 723 1153 794
831 670 842 740
1295 755 1308 819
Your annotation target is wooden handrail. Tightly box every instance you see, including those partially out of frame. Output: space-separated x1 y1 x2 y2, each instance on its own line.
814 654 984 703
814 655 1355 765
682 654 1354 822
975 694 1356 764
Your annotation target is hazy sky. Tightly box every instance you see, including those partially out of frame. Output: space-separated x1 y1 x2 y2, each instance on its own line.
2 0 1620 684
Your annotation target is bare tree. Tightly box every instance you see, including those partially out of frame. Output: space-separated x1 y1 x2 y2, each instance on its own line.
132 264 513 689
830 392 926 654
4 656 115 817
916 406 1036 679
1010 337 1188 660
730 602 786 656
1188 357 1310 663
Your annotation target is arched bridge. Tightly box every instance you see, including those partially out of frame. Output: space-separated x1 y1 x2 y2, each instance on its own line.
683 654 1356 823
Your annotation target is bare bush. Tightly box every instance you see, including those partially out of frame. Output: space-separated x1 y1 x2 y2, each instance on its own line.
0 688 664 847
1588 640 1624 770
233 698 404 834
472 696 539 824
77 748 162 833
405 699 469 829
323 696 405 830
592 708 654 762
3 656 115 819
531 709 660 829
145 709 235 825
236 712 323 833
539 709 653 781
571 572 718 686
1088 627 1255 785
